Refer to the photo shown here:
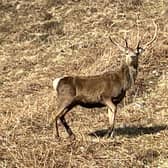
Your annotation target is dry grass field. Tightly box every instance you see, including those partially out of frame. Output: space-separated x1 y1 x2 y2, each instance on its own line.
0 0 168 167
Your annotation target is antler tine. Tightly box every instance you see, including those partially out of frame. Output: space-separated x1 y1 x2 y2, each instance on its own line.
109 36 125 52
143 20 157 49
136 40 141 49
124 38 128 48
109 36 119 46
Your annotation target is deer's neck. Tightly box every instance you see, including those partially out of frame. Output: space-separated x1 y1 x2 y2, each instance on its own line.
128 66 138 86
121 63 138 90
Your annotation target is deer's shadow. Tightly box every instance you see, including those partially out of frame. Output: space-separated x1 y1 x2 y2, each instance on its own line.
88 125 168 138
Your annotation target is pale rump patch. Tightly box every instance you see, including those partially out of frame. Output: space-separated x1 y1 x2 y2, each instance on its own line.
53 77 64 91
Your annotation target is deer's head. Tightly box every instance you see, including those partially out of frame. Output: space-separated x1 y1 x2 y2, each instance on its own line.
109 21 157 69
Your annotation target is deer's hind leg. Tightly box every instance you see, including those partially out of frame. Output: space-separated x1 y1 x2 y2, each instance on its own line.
55 98 75 139
60 114 75 140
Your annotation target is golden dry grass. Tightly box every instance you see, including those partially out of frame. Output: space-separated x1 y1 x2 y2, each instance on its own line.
0 0 168 167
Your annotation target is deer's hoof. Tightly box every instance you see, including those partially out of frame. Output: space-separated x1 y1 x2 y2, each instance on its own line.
55 134 61 141
70 134 76 141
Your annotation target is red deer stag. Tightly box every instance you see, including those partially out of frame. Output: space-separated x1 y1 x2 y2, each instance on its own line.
53 22 157 140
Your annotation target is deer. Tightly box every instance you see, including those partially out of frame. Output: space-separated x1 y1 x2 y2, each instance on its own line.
53 21 157 140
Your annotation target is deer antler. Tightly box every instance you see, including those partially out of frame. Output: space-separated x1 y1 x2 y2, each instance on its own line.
143 20 157 49
124 38 129 48
136 40 141 49
109 36 126 52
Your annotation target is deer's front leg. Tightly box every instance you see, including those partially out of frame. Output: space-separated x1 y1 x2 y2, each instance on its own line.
107 106 117 137
104 99 117 138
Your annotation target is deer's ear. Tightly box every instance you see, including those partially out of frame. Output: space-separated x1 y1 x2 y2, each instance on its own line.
137 47 145 54
119 46 127 52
